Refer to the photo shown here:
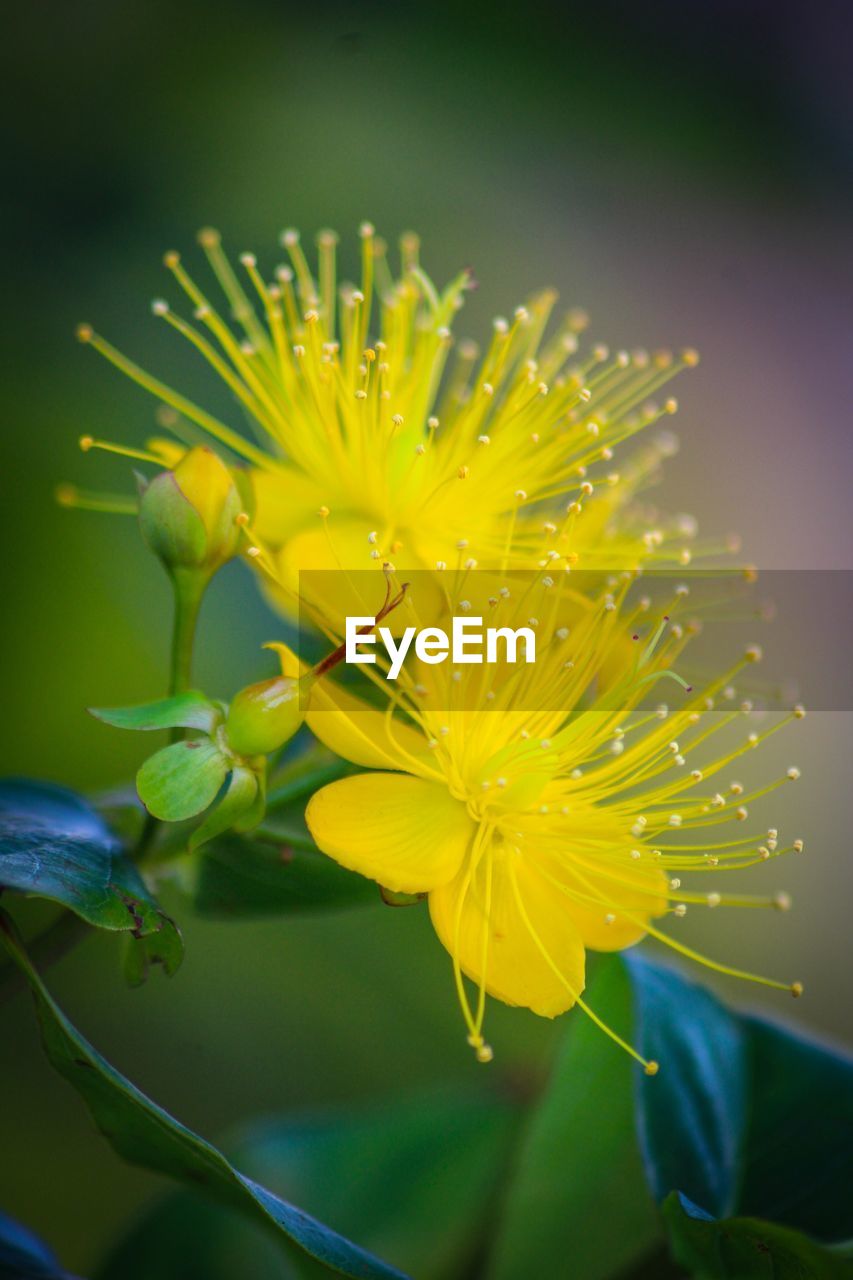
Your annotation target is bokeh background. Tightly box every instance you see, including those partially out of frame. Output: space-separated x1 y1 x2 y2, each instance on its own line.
2 0 851 1272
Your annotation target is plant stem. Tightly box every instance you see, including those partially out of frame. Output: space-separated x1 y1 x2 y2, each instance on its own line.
169 569 206 697
135 570 207 862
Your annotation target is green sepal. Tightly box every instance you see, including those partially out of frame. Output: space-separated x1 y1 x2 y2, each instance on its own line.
233 762 267 834
379 886 426 907
140 471 208 566
189 766 259 851
91 691 221 735
137 739 230 822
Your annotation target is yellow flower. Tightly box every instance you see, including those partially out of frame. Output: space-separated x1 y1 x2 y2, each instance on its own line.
71 224 710 627
282 570 805 1069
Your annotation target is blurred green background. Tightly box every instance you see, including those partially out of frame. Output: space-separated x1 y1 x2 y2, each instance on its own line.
2 0 851 1272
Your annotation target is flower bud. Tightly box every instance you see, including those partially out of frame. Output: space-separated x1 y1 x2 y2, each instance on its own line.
139 446 243 576
225 672 313 756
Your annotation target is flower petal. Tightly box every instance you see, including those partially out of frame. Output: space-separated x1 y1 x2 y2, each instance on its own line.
538 849 669 951
249 467 327 547
429 842 586 1017
306 773 473 893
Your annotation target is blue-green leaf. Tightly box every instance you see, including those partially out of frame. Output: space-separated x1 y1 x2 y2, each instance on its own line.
737 1016 853 1241
626 953 747 1219
0 779 181 971
90 692 220 735
0 913 407 1280
663 1191 853 1279
625 955 853 1246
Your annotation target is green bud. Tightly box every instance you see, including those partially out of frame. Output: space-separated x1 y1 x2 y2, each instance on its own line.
225 673 313 756
139 446 243 576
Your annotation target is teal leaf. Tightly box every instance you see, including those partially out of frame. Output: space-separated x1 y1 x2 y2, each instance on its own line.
737 1016 853 1241
98 1090 519 1280
188 766 258 851
626 953 747 1219
662 1191 853 1279
180 831 376 917
137 740 229 821
488 955 661 1280
0 779 182 969
90 692 220 735
0 1208 77 1279
0 914 407 1280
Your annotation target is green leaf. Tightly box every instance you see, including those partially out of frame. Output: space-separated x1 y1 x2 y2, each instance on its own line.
0 1208 76 1279
178 831 376 917
625 952 747 1218
90 692 221 735
98 1090 520 1280
662 1192 853 1279
0 779 182 969
265 756 352 812
137 739 229 821
488 955 660 1280
188 766 258 851
0 914 407 1280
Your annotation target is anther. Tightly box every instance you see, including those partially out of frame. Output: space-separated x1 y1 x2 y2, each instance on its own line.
790 982 804 998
